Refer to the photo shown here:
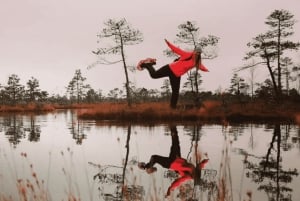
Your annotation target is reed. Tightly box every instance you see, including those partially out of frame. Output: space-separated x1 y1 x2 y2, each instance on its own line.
77 101 222 122
77 101 299 124
0 103 55 113
0 151 83 201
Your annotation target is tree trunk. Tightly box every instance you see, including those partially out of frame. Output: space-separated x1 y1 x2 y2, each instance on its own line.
119 33 131 107
277 19 282 97
264 48 279 100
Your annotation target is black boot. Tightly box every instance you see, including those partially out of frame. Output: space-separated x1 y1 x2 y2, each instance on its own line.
137 58 156 70
140 62 155 69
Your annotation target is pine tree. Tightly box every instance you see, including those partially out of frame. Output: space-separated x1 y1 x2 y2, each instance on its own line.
92 18 143 106
244 9 300 101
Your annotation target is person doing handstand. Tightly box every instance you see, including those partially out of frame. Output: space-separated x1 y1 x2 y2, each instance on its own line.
137 39 209 109
138 126 209 197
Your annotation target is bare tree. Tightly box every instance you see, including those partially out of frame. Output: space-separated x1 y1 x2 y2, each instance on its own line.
281 57 293 95
247 61 258 99
265 10 299 95
91 18 143 106
242 9 300 101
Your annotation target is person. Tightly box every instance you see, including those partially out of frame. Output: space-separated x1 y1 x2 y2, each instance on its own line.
137 39 209 109
138 126 209 197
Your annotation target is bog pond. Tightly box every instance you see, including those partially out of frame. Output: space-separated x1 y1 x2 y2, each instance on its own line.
0 110 299 201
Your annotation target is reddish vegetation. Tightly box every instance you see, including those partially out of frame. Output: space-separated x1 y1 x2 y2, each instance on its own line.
0 103 95 113
296 113 300 125
0 103 55 113
0 101 298 124
77 101 300 124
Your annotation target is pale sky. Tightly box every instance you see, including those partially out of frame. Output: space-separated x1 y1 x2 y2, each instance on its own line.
1 0 300 96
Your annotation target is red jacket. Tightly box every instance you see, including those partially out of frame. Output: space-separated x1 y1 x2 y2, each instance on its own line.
166 158 209 196
165 39 209 77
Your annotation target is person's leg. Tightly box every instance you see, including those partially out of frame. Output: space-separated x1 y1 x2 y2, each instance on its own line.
142 64 172 79
169 74 181 109
169 126 181 160
142 63 180 108
143 155 171 169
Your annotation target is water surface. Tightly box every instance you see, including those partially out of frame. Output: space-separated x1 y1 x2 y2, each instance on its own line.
0 110 299 201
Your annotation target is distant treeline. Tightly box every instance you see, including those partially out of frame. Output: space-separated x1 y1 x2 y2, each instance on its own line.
0 69 300 107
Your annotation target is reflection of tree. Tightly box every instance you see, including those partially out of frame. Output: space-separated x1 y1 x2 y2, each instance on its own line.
228 124 245 141
218 125 234 201
69 112 86 144
178 125 218 200
4 115 25 147
25 115 41 142
291 126 300 149
245 124 299 201
281 125 293 151
1 114 42 146
92 125 145 201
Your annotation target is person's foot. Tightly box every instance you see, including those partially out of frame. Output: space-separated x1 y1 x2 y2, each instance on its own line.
146 167 157 174
140 62 153 69
137 58 156 70
138 162 146 170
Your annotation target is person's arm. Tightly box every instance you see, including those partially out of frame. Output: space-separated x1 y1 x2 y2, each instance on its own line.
198 63 209 72
165 175 192 197
165 39 190 57
199 158 209 168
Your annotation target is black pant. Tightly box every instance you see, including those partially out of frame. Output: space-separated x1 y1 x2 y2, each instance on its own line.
145 65 181 109
144 126 181 169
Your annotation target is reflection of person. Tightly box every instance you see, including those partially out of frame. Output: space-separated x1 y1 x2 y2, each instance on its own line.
137 39 209 109
138 126 209 197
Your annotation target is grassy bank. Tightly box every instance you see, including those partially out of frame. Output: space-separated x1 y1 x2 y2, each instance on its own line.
77 101 300 124
1 101 299 124
0 103 56 113
0 103 96 113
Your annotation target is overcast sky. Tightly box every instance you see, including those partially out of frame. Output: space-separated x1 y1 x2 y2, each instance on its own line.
1 0 299 96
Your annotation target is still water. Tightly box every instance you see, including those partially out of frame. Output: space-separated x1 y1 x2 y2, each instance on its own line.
0 110 299 201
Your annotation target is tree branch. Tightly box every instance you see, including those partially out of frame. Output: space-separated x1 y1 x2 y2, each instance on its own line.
87 58 122 69
235 61 267 72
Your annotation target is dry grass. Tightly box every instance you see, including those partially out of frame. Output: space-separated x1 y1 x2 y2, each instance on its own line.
53 103 96 109
77 101 222 123
0 103 55 113
225 101 299 123
77 101 299 124
0 153 49 201
1 100 299 124
295 113 300 125
0 151 83 201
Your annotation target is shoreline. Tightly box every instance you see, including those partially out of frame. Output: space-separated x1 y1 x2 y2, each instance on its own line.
0 101 299 125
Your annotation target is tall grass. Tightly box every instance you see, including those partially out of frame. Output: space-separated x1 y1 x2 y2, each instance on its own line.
295 113 300 125
0 150 85 201
1 101 299 123
0 103 55 113
77 101 299 124
217 123 253 201
78 101 225 123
